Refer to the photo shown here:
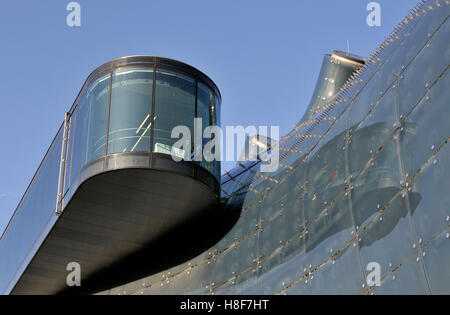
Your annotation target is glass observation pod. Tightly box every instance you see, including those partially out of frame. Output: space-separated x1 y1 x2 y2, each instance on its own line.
0 56 222 294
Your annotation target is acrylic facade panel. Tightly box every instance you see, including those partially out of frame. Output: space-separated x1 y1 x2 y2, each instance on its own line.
102 1 449 295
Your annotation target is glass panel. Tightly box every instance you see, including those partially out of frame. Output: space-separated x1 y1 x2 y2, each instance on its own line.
221 180 235 198
350 135 403 224
197 82 212 167
277 238 310 295
260 175 289 219
197 82 220 180
422 230 450 294
282 192 305 252
304 193 355 270
239 165 257 188
258 186 305 295
304 120 348 221
398 16 450 118
69 105 86 186
211 233 257 294
64 114 76 193
358 194 416 279
259 211 288 259
310 245 364 294
310 106 349 155
0 239 5 292
0 129 62 294
399 70 450 176
85 74 110 162
371 255 429 295
257 255 284 294
348 87 397 179
153 69 195 159
212 233 258 294
46 131 63 218
1 232 14 292
229 201 259 241
410 142 450 244
379 3 449 96
8 202 28 276
108 68 153 154
213 93 221 179
145 251 214 295
26 151 52 245
214 94 221 127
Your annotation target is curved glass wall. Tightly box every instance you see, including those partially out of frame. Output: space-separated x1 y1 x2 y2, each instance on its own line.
85 74 111 162
108 68 153 154
153 69 196 158
0 56 221 294
198 81 221 179
69 58 222 181
69 73 111 185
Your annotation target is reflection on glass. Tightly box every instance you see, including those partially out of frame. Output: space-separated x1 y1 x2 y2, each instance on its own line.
85 74 110 162
197 82 218 178
153 69 195 158
70 103 86 185
108 9 449 295
108 68 153 154
0 128 62 294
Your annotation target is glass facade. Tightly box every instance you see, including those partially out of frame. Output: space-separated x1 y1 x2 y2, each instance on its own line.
108 68 153 154
101 1 449 295
0 57 221 294
0 129 62 294
153 69 196 158
197 81 221 179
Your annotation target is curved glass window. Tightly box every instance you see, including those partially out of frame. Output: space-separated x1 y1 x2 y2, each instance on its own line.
153 69 195 158
108 68 153 154
212 93 221 179
85 74 110 162
197 82 220 178
68 73 110 183
214 94 220 127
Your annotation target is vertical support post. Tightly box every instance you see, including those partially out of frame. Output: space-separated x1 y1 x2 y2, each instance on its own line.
55 112 71 216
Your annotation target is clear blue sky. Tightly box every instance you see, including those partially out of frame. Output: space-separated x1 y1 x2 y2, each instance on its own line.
0 0 417 233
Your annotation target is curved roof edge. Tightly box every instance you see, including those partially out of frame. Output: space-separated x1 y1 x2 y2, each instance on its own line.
68 55 222 115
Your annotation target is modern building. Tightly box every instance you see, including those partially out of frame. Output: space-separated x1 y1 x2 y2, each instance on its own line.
0 57 224 294
1 0 449 295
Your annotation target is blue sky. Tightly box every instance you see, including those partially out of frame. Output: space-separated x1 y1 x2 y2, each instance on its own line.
0 0 417 234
